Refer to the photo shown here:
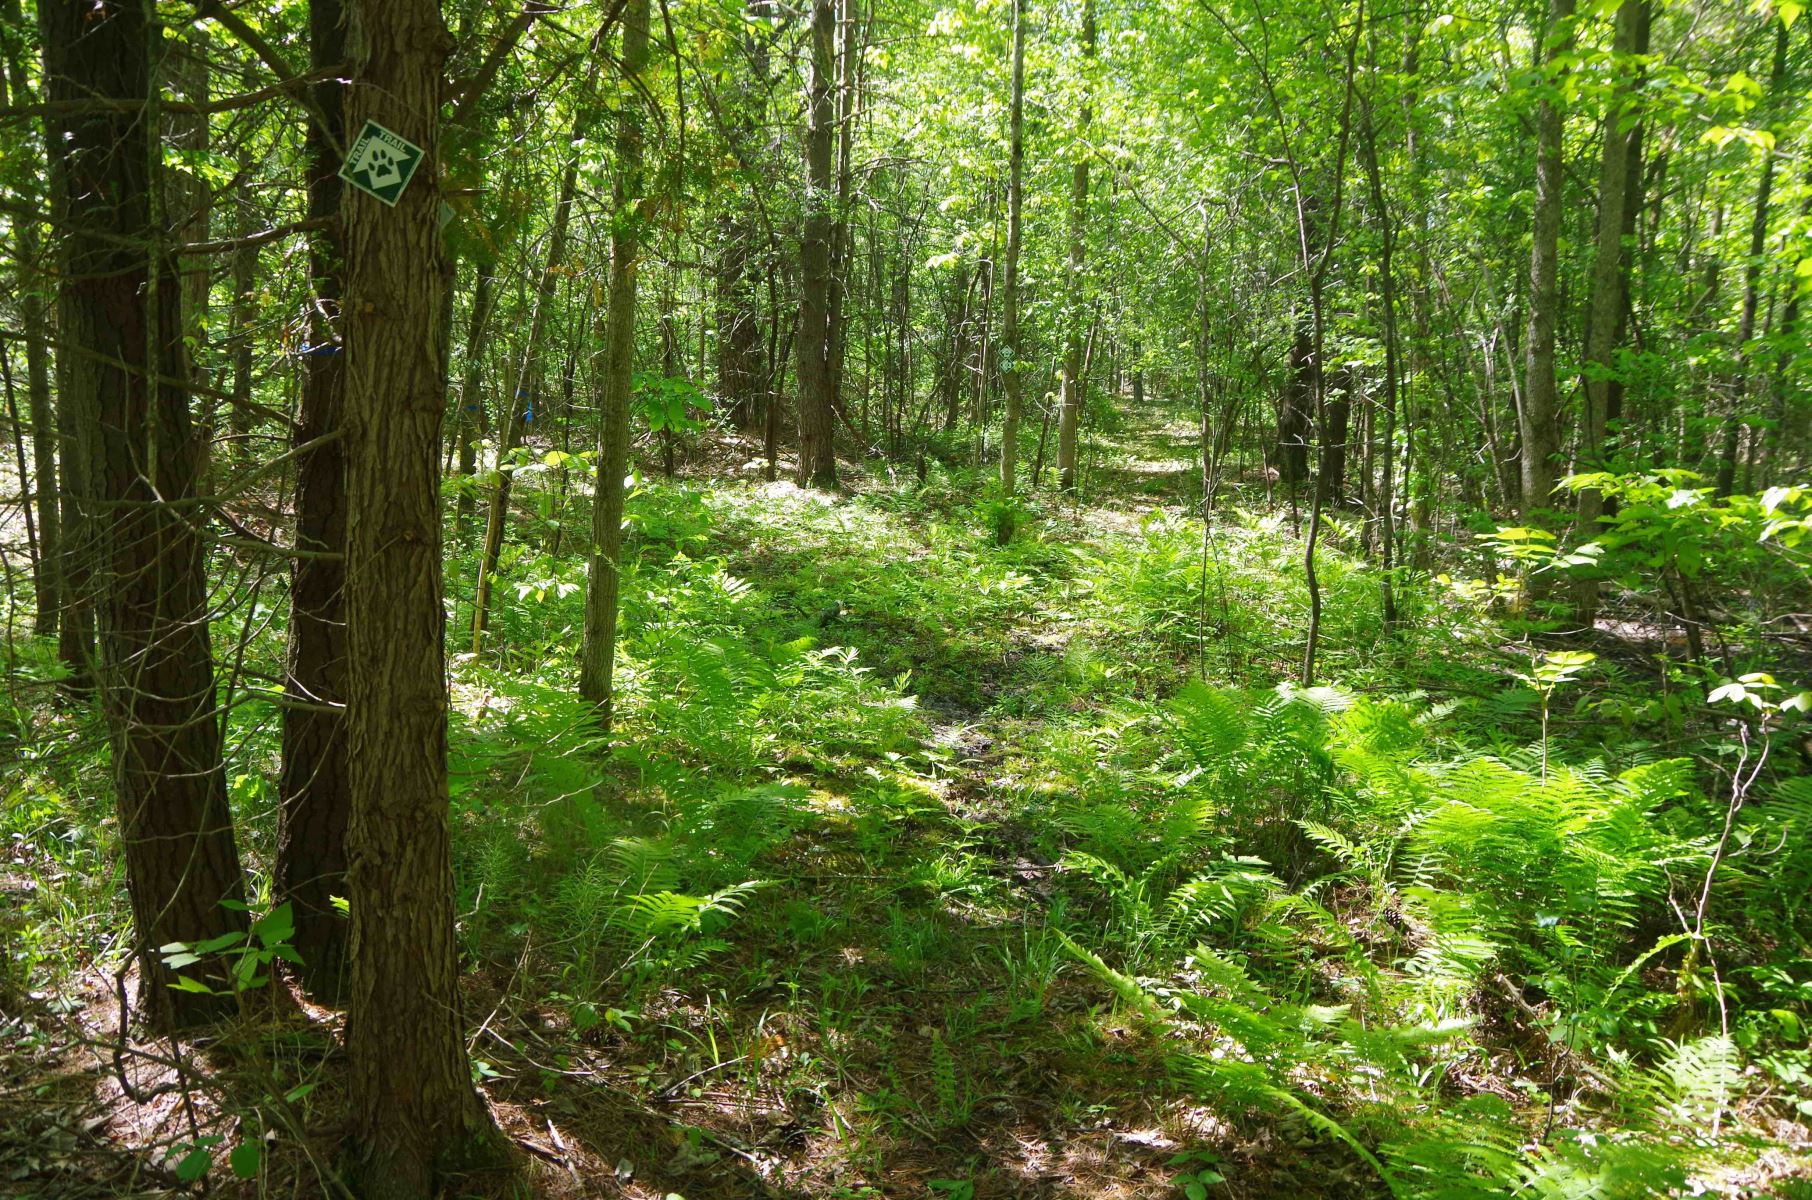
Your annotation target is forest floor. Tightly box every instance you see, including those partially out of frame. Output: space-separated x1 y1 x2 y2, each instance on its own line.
4 406 1809 1199
446 408 1356 1200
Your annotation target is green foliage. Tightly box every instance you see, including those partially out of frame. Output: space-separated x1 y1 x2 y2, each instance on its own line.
159 901 302 997
633 371 712 435
1047 672 1811 1198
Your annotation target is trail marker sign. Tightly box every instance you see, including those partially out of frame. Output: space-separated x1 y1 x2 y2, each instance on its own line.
339 120 424 207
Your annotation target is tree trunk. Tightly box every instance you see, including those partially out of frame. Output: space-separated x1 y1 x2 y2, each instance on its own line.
1319 368 1352 505
168 25 210 454
1576 0 1647 524
1520 0 1572 519
1056 0 1095 494
795 0 839 488
716 217 762 429
998 0 1027 503
339 0 502 1192
277 0 351 1005
1278 316 1313 487
579 0 652 729
42 0 249 1028
941 265 975 432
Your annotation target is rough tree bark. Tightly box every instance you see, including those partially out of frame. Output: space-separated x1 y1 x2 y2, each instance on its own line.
41 0 249 1028
338 0 502 1191
716 217 762 428
277 0 351 1005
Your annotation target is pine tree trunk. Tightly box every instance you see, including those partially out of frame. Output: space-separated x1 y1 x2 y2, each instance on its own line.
338 0 501 1191
42 0 249 1028
579 0 652 729
277 0 351 1005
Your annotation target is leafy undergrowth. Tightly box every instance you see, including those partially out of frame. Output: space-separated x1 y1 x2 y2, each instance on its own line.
432 459 1812 1199
5 428 1812 1198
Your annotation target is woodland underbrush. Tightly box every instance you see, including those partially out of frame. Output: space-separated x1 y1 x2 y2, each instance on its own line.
3 463 1811 1198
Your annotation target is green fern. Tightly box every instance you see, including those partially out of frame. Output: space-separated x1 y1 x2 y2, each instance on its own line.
621 880 768 939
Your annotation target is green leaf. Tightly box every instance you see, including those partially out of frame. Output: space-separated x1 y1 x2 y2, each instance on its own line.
229 1142 262 1180
191 931 247 955
174 1148 212 1182
252 902 295 948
